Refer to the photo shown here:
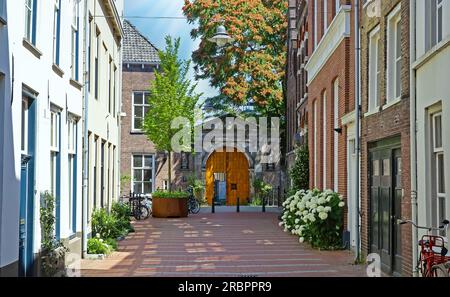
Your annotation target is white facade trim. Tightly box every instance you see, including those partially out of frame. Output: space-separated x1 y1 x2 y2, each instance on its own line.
305 5 351 86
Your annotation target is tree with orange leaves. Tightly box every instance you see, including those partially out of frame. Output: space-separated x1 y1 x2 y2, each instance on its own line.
183 0 288 116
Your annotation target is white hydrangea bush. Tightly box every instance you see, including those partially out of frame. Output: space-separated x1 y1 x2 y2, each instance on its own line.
280 189 345 249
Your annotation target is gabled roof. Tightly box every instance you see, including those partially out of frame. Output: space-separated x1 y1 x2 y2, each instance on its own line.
123 20 160 65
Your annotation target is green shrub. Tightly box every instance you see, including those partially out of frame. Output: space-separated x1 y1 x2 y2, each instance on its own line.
91 208 121 240
104 238 118 251
289 145 309 192
111 202 132 232
87 237 112 255
280 189 345 250
152 190 189 199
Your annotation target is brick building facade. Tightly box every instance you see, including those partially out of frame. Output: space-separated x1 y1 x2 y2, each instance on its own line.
120 20 193 196
305 1 356 247
286 0 309 179
360 0 412 276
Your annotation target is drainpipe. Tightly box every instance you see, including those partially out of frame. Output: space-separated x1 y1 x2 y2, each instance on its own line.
354 0 362 262
409 0 419 277
81 0 89 258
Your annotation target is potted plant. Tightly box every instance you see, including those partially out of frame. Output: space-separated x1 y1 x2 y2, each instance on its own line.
142 36 201 218
151 190 190 218
39 191 69 277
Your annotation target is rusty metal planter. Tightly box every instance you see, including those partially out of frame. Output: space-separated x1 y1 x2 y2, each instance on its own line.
152 197 188 218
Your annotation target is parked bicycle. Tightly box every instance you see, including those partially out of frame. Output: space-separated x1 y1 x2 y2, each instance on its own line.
398 219 449 277
187 187 200 215
127 193 152 220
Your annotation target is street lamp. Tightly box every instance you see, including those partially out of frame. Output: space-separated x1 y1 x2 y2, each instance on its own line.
208 24 234 47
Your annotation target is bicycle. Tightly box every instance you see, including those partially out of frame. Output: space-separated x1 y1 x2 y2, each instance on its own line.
128 194 152 220
187 187 200 215
398 219 450 277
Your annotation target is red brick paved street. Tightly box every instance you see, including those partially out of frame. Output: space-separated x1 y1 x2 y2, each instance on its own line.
80 209 366 277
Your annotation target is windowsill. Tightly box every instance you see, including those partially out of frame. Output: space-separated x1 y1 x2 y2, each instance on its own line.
70 78 83 90
52 64 64 77
364 108 380 118
382 98 402 111
23 38 42 59
412 36 450 70
130 130 144 135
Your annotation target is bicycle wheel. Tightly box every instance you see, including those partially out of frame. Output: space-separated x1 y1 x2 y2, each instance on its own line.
139 206 150 220
431 264 450 277
190 200 200 214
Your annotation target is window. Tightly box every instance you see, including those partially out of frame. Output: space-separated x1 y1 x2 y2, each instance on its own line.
333 79 339 192
71 0 79 80
132 155 154 194
322 91 327 189
93 136 98 209
24 0 37 44
88 19 92 90
112 146 116 200
21 98 29 154
432 113 446 232
0 0 6 22
387 5 402 103
113 65 117 116
52 0 61 65
368 26 381 112
335 0 340 15
50 109 60 198
108 57 112 114
132 91 151 131
94 28 100 99
427 0 444 51
314 0 318 48
68 117 77 234
181 152 189 170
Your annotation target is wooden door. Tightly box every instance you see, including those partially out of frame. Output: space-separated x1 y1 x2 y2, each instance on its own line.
205 149 249 206
370 145 403 275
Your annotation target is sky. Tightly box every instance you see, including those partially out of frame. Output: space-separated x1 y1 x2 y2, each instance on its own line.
124 0 219 99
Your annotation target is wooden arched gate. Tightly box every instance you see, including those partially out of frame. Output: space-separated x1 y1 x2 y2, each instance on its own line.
205 148 250 206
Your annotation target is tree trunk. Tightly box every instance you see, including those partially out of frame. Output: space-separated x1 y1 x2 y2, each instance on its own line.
168 151 172 192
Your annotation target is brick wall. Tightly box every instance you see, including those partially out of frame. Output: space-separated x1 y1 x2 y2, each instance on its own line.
306 1 355 232
360 0 412 276
120 68 193 195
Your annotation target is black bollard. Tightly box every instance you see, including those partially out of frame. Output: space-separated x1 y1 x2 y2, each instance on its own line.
237 197 240 213
212 195 215 213
262 195 266 213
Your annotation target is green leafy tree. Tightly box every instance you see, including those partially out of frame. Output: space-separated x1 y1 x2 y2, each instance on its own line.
290 145 310 191
143 36 201 191
183 0 288 117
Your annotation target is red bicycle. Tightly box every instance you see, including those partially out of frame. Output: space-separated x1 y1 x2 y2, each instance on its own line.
399 219 450 277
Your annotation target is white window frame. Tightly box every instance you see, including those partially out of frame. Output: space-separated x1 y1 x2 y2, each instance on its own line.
333 80 339 192
323 0 328 32
70 0 79 79
50 108 60 196
436 0 443 44
52 0 60 65
387 4 402 103
21 98 29 154
368 26 381 112
431 112 446 230
24 0 34 42
67 116 77 234
314 0 318 48
132 91 150 132
131 154 155 195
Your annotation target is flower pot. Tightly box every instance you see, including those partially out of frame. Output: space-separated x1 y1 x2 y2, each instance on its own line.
152 197 188 218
